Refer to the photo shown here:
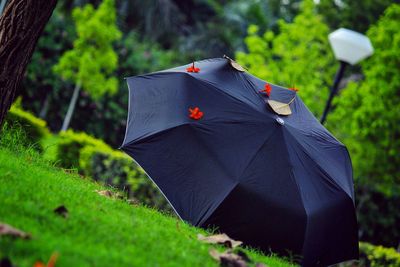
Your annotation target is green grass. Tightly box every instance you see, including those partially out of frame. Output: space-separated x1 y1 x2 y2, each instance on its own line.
0 147 294 267
40 133 60 162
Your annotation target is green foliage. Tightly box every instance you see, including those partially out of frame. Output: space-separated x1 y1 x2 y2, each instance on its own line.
55 130 169 210
236 0 336 116
53 0 121 99
356 186 400 248
22 8 75 123
63 32 185 146
316 0 394 33
56 130 110 168
118 32 183 77
329 4 400 195
80 146 170 211
359 242 400 267
4 104 50 152
0 122 30 153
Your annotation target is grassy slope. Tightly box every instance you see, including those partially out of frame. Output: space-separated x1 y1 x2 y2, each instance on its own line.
0 147 293 267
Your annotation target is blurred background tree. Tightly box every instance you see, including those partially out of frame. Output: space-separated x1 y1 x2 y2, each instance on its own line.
53 0 121 131
316 0 398 33
328 4 400 197
236 0 335 116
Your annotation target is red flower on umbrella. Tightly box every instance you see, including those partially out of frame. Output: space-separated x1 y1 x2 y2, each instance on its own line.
189 107 204 120
186 62 200 73
259 83 272 97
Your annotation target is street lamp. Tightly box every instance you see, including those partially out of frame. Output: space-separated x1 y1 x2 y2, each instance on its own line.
0 0 8 15
320 28 374 124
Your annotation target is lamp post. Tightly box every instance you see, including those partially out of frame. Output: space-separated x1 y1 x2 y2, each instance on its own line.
320 28 374 124
0 0 7 15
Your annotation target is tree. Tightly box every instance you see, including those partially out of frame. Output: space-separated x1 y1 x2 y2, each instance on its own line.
0 0 57 128
236 0 336 116
21 8 75 123
316 0 395 33
53 0 121 131
328 4 400 196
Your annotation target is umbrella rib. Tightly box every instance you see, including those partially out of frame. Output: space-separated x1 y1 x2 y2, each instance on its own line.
121 122 190 148
236 127 280 181
197 182 239 227
188 124 238 182
284 127 353 199
183 73 270 120
239 72 270 105
280 129 310 256
124 156 185 222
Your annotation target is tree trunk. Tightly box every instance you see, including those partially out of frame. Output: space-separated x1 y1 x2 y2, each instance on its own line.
0 0 57 129
60 83 81 132
38 93 50 119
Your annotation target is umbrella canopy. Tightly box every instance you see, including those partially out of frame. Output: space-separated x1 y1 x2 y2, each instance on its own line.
121 58 358 266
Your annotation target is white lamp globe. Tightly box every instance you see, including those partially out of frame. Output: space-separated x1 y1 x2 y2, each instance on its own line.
328 28 374 65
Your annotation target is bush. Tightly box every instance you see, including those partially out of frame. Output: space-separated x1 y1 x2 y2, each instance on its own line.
356 186 400 248
359 242 400 267
4 105 50 152
80 145 171 211
236 0 335 117
1 121 29 152
328 4 400 195
56 130 110 168
55 130 171 211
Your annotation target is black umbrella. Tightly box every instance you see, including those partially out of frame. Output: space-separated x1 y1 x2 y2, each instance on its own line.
121 58 358 266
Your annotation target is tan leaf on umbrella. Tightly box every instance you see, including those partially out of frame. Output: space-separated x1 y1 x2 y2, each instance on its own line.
198 233 242 248
0 222 30 239
223 55 246 72
267 99 292 115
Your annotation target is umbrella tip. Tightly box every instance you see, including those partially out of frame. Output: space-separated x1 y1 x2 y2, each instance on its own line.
276 117 285 125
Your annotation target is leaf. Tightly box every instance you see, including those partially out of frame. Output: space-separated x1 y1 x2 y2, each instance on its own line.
95 190 123 199
53 205 68 218
209 249 248 267
267 99 292 116
34 252 59 267
198 233 242 248
0 222 30 239
126 198 140 206
95 190 113 197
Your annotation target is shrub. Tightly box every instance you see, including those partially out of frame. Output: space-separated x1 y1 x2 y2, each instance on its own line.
80 145 171 211
4 105 50 152
328 4 400 195
236 0 335 117
56 130 110 168
0 121 29 151
359 242 400 267
356 186 400 248
55 130 171 211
